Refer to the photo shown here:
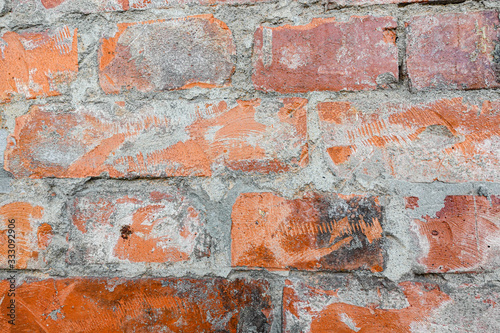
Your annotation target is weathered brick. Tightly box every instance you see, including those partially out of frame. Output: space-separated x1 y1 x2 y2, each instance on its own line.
327 0 462 6
13 0 268 13
409 195 500 273
319 98 500 182
39 0 128 11
0 277 274 331
407 11 500 91
129 0 270 9
66 189 210 264
231 192 384 272
5 99 307 178
252 16 398 93
284 278 500 332
11 0 128 14
99 15 235 94
0 26 78 102
0 202 51 269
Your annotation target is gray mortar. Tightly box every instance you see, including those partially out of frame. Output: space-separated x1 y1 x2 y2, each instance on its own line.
1 0 500 331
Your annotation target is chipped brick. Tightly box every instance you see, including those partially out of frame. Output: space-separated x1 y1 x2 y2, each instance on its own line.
0 277 273 332
0 202 50 269
410 195 500 273
319 98 500 182
407 11 500 91
5 99 307 178
130 0 271 9
99 15 235 94
283 279 451 332
66 189 210 264
0 26 78 102
252 16 398 93
231 192 384 272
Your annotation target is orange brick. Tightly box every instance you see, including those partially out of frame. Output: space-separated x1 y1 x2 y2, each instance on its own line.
410 195 500 273
5 99 307 178
99 15 235 94
0 26 78 102
407 11 500 91
0 277 273 331
66 190 210 264
319 98 500 182
231 192 384 272
0 202 51 269
252 16 398 93
283 279 452 332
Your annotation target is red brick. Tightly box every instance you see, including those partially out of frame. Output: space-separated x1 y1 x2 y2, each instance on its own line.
66 190 210 264
405 196 419 210
406 11 500 91
0 202 51 269
283 279 452 332
319 98 500 182
252 16 398 93
409 195 500 273
0 277 273 331
5 99 307 178
231 192 384 272
0 26 78 102
99 15 235 94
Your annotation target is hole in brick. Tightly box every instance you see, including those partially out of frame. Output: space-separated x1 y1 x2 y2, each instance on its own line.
120 225 133 240
431 230 439 236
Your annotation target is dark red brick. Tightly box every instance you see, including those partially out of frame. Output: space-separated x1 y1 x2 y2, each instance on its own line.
407 11 500 91
252 16 398 93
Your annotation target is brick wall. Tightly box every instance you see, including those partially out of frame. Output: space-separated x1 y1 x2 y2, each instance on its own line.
1 0 500 331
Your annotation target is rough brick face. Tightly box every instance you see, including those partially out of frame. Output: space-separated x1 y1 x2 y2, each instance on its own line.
3 0 500 329
406 11 500 91
252 16 398 93
0 26 78 102
319 98 500 182
66 189 210 264
231 192 384 272
0 277 274 331
5 99 307 178
409 195 500 273
0 202 50 269
39 0 129 11
14 0 267 13
99 15 235 94
130 0 270 8
329 0 461 5
283 278 500 332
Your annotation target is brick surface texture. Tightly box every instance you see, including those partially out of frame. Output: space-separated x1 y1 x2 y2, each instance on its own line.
1 0 500 331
